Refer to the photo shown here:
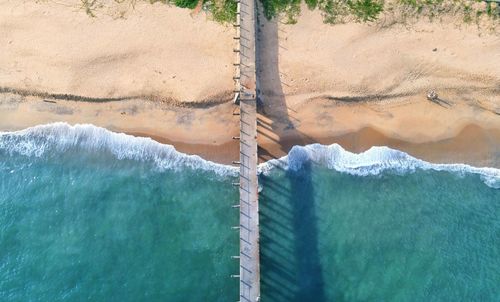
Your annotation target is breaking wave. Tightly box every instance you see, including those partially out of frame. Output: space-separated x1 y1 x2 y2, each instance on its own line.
0 123 238 177
1 123 499 188
259 144 500 189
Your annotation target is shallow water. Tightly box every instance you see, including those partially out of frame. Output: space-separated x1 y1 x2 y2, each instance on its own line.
260 164 500 301
0 123 499 301
0 125 239 301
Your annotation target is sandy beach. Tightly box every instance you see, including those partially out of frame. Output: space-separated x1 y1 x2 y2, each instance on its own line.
0 0 499 166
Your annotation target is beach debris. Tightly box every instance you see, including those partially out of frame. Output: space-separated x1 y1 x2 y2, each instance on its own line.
426 90 452 108
233 92 240 104
42 99 57 104
427 90 438 101
120 112 126 115
433 48 438 52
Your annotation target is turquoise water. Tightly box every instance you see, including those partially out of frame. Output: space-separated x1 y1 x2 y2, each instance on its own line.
1 124 499 301
260 163 500 301
0 124 239 301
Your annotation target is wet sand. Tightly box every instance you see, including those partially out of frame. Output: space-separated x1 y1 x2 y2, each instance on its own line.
1 92 499 167
136 123 500 168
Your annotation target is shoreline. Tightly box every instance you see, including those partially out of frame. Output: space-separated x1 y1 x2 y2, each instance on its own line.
3 119 500 169
2 115 499 169
0 91 499 168
130 123 500 168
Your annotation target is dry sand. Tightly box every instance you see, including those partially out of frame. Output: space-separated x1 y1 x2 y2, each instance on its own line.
0 1 499 166
0 0 234 102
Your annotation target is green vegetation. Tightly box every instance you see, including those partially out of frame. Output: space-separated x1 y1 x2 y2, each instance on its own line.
173 0 199 8
347 0 384 21
79 0 100 17
207 0 238 23
79 0 498 25
394 0 498 24
256 0 385 23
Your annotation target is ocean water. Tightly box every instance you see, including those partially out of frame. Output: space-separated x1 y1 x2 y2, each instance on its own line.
0 124 239 301
1 123 499 301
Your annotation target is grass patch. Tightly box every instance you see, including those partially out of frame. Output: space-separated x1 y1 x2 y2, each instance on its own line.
261 0 302 21
173 0 199 8
347 0 384 21
77 0 499 25
208 0 238 22
393 0 498 24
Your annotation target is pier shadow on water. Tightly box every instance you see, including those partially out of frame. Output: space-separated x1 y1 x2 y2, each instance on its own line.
259 164 327 302
256 2 326 300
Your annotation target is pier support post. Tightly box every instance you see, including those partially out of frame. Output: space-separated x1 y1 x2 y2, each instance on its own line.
236 0 260 300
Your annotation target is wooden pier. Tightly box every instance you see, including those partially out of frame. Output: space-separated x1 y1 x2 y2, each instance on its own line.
234 0 260 300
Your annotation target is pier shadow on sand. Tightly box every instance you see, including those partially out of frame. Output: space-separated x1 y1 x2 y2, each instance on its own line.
255 3 328 301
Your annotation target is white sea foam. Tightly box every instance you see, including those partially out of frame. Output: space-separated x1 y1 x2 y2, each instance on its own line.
1 123 499 188
258 144 500 189
0 123 238 177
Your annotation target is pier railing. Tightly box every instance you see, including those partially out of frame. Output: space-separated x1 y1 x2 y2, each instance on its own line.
231 0 260 300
